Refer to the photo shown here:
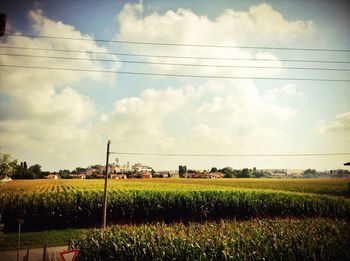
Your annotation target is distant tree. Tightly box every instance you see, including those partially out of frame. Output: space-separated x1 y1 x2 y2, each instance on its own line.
302 169 319 178
252 171 266 178
178 165 187 178
0 153 17 179
220 167 235 178
237 168 252 178
28 164 42 179
75 167 86 174
210 167 218 173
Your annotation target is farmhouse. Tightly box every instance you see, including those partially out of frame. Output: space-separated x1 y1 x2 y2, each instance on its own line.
47 174 58 179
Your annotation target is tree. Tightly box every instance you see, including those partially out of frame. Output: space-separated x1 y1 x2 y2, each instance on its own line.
178 165 187 178
220 167 235 178
302 169 319 178
0 153 17 179
210 167 218 173
28 164 42 179
252 171 267 178
237 168 252 178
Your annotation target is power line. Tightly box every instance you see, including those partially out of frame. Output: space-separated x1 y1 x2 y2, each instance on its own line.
2 64 350 82
2 53 350 72
109 152 350 157
1 45 350 64
5 34 350 52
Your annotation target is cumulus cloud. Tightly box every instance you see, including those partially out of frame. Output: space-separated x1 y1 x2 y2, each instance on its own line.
316 112 350 133
115 3 313 77
0 3 314 170
0 9 117 169
263 83 303 101
96 79 297 169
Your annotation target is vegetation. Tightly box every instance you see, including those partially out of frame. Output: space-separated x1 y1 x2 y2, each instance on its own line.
1 178 349 257
0 153 17 179
70 218 350 261
1 178 349 196
0 228 86 251
1 187 349 231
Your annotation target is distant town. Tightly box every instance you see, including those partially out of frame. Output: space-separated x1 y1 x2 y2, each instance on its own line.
35 161 350 180
1 151 349 181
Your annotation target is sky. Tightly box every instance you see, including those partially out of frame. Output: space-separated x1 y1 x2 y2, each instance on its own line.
0 0 349 171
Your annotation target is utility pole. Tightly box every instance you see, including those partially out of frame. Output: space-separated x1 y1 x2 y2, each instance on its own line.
102 140 111 229
0 14 6 37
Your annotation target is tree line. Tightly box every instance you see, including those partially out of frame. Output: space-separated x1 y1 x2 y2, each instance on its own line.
0 153 47 179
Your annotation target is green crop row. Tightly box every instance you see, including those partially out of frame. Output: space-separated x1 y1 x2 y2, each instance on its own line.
69 218 350 261
0 190 349 231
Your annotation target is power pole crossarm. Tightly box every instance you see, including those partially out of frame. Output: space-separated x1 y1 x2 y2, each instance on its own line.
102 140 111 229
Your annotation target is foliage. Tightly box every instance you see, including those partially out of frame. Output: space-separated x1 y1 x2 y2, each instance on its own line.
0 153 17 179
2 178 350 196
70 218 350 261
13 162 43 179
303 169 320 178
178 165 187 178
210 167 217 173
220 167 235 178
1 187 349 231
237 168 252 178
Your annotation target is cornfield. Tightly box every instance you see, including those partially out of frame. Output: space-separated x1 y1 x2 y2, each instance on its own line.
0 189 349 231
69 218 350 260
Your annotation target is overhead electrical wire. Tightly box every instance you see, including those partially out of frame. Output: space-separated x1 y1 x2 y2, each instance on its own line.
1 45 349 64
5 34 350 52
1 64 350 82
1 53 350 72
109 152 350 157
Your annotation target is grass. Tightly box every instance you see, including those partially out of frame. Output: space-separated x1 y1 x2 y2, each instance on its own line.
0 228 86 251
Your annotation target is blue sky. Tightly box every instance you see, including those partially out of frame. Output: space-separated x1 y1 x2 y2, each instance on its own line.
0 0 349 171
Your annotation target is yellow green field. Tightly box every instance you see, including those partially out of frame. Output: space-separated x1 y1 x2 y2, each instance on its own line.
1 178 349 259
1 178 349 196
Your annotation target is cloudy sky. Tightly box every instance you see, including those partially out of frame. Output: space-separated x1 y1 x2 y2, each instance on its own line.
0 0 349 171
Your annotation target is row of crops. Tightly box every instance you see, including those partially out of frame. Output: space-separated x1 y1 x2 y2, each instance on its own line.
2 178 350 196
1 189 349 231
69 218 350 260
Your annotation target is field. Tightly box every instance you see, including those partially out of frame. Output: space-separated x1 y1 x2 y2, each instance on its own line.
1 178 349 259
1 178 350 196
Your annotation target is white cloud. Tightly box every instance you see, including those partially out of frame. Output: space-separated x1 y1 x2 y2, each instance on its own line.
96 79 297 169
316 112 350 133
111 2 315 86
263 83 303 101
0 10 117 169
0 4 318 170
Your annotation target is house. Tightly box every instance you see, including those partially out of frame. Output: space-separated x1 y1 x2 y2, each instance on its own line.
132 163 153 172
141 171 152 178
153 171 170 178
47 174 59 179
110 174 127 179
71 174 86 179
271 172 287 178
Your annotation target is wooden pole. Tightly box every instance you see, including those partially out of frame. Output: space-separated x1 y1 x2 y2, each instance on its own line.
102 140 111 229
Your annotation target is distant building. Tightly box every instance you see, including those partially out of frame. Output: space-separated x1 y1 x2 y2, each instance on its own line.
270 172 287 178
110 174 127 179
71 174 86 179
132 163 153 172
47 174 59 179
